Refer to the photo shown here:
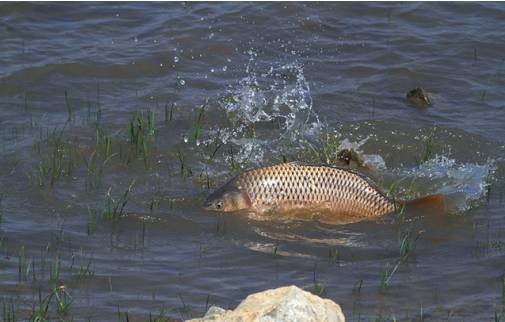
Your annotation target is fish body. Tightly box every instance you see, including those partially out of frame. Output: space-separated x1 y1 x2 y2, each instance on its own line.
203 162 400 219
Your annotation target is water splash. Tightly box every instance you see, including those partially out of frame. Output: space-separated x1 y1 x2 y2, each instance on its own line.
395 155 494 211
206 53 320 166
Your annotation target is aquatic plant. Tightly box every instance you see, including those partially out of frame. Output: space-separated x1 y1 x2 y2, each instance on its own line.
85 151 103 191
188 99 207 145
302 127 341 165
2 299 17 322
128 110 155 168
96 127 112 160
64 89 73 122
30 288 52 321
379 265 392 292
102 182 134 221
148 308 173 322
164 103 175 125
416 134 434 166
87 83 102 127
50 256 60 287
53 286 72 315
304 263 325 296
77 259 95 281
379 229 422 292
18 246 31 282
177 150 193 178
28 129 79 187
399 230 422 264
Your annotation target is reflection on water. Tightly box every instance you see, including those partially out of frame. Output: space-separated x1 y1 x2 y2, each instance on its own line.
1 2 505 321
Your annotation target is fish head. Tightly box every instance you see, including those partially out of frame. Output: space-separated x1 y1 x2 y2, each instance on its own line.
203 185 251 212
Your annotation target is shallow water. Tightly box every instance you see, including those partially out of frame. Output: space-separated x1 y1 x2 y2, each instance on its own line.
1 2 505 321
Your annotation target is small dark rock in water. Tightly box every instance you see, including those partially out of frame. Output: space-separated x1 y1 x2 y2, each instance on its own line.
406 87 432 107
336 148 364 168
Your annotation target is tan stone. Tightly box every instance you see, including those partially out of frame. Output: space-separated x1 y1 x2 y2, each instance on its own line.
187 285 345 322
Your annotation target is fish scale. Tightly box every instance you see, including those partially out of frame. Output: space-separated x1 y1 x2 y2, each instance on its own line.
234 162 397 217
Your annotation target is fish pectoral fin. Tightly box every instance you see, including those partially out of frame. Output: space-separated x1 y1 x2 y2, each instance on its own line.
404 194 446 213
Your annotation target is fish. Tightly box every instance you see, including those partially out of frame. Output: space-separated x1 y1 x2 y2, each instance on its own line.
203 162 444 223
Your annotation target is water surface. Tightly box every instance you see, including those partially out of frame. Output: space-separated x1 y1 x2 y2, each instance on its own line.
1 2 505 321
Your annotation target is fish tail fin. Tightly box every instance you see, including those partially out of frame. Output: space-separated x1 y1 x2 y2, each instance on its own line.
402 193 446 212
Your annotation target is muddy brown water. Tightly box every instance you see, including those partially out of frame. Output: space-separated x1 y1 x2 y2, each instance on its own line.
1 2 505 321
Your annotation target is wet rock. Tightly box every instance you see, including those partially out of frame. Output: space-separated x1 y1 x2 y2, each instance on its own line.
187 285 345 322
406 87 432 107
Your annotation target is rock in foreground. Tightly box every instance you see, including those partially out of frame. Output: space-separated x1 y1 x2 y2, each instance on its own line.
186 285 345 322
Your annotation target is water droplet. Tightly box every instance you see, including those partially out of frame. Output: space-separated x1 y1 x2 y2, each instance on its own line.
208 33 215 39
210 68 215 73
183 136 188 143
222 66 228 72
179 79 185 86
174 56 179 63
160 63 163 67
196 139 200 146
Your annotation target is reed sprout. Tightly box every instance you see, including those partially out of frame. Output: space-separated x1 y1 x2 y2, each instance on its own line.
417 134 434 165
54 286 72 315
177 150 192 178
128 110 155 167
188 99 208 145
29 129 78 187
165 103 175 124
2 299 17 322
85 151 103 191
379 229 422 292
50 256 60 287
102 181 134 221
30 288 52 321
301 127 342 165
18 246 31 282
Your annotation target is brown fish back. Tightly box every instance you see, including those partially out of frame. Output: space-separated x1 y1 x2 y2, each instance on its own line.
235 162 397 217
